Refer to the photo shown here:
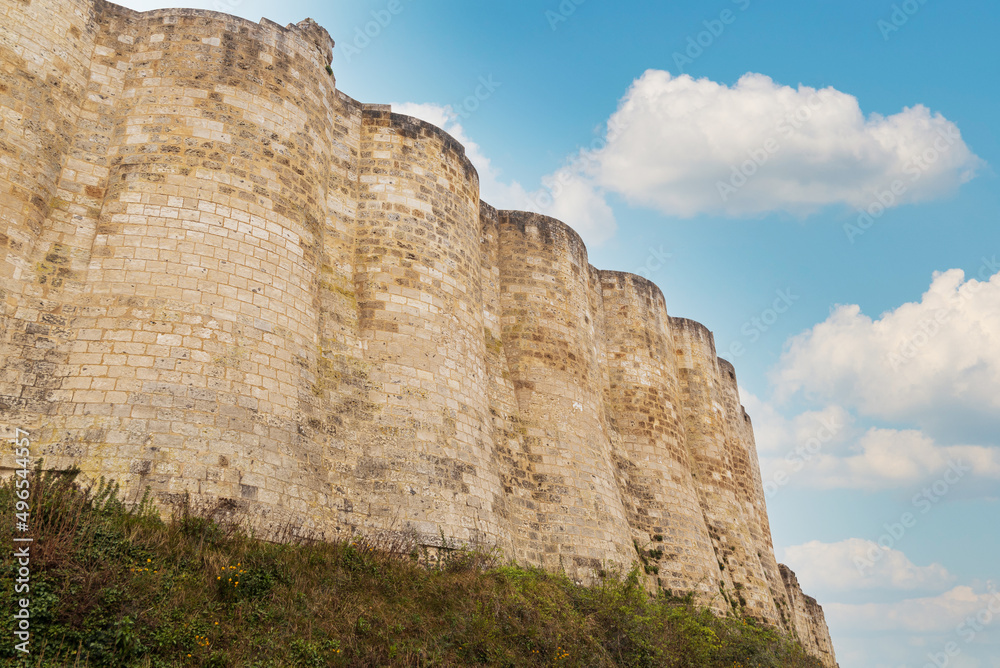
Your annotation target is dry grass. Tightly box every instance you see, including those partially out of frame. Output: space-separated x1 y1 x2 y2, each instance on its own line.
0 469 823 667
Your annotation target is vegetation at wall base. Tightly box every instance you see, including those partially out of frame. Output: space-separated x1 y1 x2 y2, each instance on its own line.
1 470 822 667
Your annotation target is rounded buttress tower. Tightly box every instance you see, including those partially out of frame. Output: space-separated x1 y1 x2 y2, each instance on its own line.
600 271 725 606
351 109 512 549
0 0 100 430
37 8 344 536
670 317 779 624
496 210 634 579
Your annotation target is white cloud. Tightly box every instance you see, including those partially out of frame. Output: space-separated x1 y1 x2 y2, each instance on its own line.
773 265 1000 435
745 265 1000 491
538 167 617 246
745 377 1000 490
826 586 1000 634
560 70 982 218
760 425 1000 491
740 388 852 455
337 71 985 246
781 539 954 593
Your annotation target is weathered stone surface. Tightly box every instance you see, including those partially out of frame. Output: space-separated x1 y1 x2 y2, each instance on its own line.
0 2 835 664
781 564 839 665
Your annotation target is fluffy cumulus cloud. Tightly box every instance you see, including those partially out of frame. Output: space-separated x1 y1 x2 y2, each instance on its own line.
393 71 983 243
391 103 618 246
773 265 1000 437
573 70 983 217
537 167 618 246
397 71 982 246
781 539 954 593
743 378 1000 490
739 389 852 455
826 585 1000 634
759 424 1000 491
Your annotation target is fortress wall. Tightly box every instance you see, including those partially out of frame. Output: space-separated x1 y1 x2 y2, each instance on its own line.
742 410 777 558
0 0 99 421
586 261 648 566
478 200 529 560
717 358 792 628
741 403 793 628
669 317 777 624
598 271 723 605
350 109 510 547
497 210 634 577
0 4 837 661
309 90 369 535
804 596 837 667
716 360 755 519
0 0 96 293
30 8 344 534
780 564 839 667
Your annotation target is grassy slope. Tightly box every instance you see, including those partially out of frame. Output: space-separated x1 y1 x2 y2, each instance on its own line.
0 471 822 667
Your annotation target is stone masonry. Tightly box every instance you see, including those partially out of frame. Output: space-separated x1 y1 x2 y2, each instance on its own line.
0 1 836 664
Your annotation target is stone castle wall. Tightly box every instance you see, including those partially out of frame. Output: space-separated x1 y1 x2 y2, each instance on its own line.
781 564 839 665
0 2 835 664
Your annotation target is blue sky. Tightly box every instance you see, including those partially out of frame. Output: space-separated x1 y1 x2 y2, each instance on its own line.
120 0 1000 665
